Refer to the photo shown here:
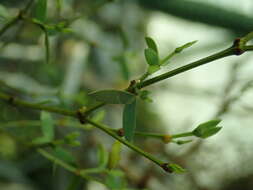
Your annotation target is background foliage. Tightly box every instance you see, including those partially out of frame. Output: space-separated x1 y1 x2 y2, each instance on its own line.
0 0 253 190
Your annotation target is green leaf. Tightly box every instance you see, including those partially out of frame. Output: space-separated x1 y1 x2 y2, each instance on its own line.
40 111 54 140
89 90 135 104
66 175 81 190
64 132 81 147
144 48 159 66
139 90 153 103
97 144 109 168
175 40 197 53
145 37 158 53
168 163 185 173
174 140 193 145
192 119 222 138
108 141 122 170
197 119 221 129
56 0 62 14
0 4 9 19
52 146 76 164
105 170 126 190
32 111 54 144
123 99 137 141
147 65 160 75
45 22 73 36
35 0 47 22
113 55 130 80
83 110 106 129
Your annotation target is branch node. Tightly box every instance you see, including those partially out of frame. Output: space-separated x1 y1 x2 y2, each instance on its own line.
161 163 173 173
8 96 15 105
127 80 138 94
76 107 87 124
117 128 124 137
75 169 81 176
232 38 245 55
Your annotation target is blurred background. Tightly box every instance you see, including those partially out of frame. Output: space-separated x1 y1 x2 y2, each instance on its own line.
0 0 253 189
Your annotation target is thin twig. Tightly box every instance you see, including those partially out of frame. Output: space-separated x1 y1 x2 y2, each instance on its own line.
0 91 170 172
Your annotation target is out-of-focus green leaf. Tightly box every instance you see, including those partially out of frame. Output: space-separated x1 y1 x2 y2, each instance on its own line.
105 170 126 190
52 146 76 164
66 175 81 190
83 110 106 129
40 111 54 140
32 111 54 144
46 22 73 36
113 55 130 81
192 119 222 138
123 99 137 141
139 90 153 103
56 0 62 14
35 0 47 22
108 141 121 170
64 132 80 147
174 139 193 145
175 40 197 53
89 90 135 104
144 48 159 66
97 144 109 168
0 4 9 19
145 37 158 53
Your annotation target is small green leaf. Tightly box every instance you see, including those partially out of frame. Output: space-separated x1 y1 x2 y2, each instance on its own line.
66 175 81 190
113 55 130 81
52 146 76 164
175 40 197 53
89 90 135 104
197 119 221 129
105 170 126 190
193 119 222 138
32 111 54 144
40 111 54 140
144 48 159 66
139 90 153 103
97 144 109 168
45 22 72 36
168 163 185 173
64 132 80 147
147 65 160 75
108 141 122 170
123 99 137 141
174 139 193 145
35 0 47 22
56 0 62 14
83 110 106 129
145 37 158 53
0 4 9 19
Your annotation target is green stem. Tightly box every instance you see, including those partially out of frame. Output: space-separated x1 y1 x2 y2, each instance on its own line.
137 47 234 89
0 92 76 117
37 148 103 183
160 51 176 65
171 132 193 139
0 0 34 38
84 102 106 114
139 72 149 82
86 119 164 167
0 14 21 38
44 28 50 64
0 91 165 169
135 131 164 139
0 119 193 141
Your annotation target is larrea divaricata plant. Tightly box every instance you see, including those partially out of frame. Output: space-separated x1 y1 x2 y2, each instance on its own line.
0 0 253 189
